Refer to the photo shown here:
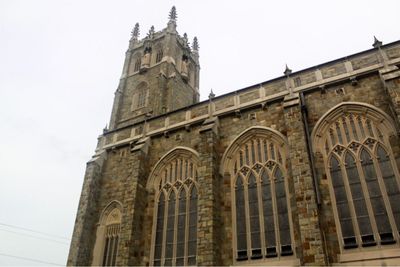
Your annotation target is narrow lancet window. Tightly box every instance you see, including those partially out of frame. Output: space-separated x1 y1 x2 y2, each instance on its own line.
154 194 165 266
235 176 247 260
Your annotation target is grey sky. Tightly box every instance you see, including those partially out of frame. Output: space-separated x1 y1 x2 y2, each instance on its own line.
0 0 399 265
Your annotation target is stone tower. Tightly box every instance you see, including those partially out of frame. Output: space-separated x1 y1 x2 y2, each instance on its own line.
108 6 200 131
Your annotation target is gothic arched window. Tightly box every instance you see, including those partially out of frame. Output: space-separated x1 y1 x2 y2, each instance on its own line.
129 53 142 75
312 103 400 252
134 58 141 72
91 201 122 266
156 49 163 63
131 82 148 110
222 127 296 263
147 148 199 266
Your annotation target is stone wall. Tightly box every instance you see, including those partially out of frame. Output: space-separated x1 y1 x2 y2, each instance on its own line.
68 41 400 266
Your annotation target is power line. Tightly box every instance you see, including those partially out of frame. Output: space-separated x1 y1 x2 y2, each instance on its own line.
0 228 70 245
0 252 64 266
0 222 70 240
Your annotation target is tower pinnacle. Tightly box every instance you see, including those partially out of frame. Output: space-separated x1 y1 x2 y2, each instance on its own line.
147 25 155 39
169 6 177 21
131 23 140 41
192 37 199 52
373 36 382 48
284 64 292 76
183 33 189 47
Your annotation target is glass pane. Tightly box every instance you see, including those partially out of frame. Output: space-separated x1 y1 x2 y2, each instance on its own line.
248 174 261 250
154 194 165 260
111 236 119 266
377 145 400 231
261 170 276 247
165 191 176 260
330 156 355 239
187 256 196 266
235 176 247 251
176 190 186 258
361 149 392 235
102 237 110 266
275 168 291 246
176 258 184 266
345 152 373 236
188 187 197 264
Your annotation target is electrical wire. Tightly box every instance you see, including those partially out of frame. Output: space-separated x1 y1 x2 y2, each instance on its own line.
0 252 64 266
0 222 70 240
0 228 69 245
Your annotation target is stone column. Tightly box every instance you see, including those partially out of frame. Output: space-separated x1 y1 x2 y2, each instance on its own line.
67 152 106 266
116 137 150 266
283 93 326 265
196 117 223 265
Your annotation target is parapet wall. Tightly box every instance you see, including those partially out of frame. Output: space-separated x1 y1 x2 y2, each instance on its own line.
100 41 400 152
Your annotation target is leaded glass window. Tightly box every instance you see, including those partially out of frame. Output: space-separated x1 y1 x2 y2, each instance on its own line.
134 58 141 72
314 109 400 250
151 152 198 266
156 50 163 63
132 83 148 110
92 204 122 266
230 133 294 262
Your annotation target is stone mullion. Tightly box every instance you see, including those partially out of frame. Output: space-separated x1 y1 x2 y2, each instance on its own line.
116 139 150 266
67 153 105 266
283 94 326 265
196 117 222 265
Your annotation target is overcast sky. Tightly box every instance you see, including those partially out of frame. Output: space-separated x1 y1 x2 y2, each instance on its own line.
0 0 399 265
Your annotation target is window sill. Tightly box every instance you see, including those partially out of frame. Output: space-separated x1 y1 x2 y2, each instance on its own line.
339 247 400 263
234 257 300 266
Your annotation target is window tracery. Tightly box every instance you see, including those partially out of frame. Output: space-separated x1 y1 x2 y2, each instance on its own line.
156 49 163 63
313 103 400 251
92 202 122 266
132 82 148 110
222 127 295 263
134 57 141 72
148 148 199 266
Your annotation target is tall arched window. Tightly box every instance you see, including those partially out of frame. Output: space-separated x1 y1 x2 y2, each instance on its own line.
129 53 142 75
131 82 148 110
92 201 122 266
222 127 296 263
312 103 400 252
147 148 199 266
156 49 163 63
134 58 141 72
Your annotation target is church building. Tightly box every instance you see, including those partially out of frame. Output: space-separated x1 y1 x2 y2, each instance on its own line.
68 7 400 266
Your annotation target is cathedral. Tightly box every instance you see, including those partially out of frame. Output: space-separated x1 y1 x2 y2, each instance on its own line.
67 7 400 266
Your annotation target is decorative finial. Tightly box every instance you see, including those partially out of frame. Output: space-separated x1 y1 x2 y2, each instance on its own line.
284 64 292 76
192 37 199 51
131 23 140 40
147 25 155 38
183 33 189 47
169 6 177 21
373 36 382 48
209 89 215 99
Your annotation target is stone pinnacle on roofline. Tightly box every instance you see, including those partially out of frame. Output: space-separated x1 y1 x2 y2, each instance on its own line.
131 23 140 40
373 36 383 48
284 64 292 76
169 6 177 21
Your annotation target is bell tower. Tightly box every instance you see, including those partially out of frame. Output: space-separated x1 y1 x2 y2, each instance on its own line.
108 6 200 130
